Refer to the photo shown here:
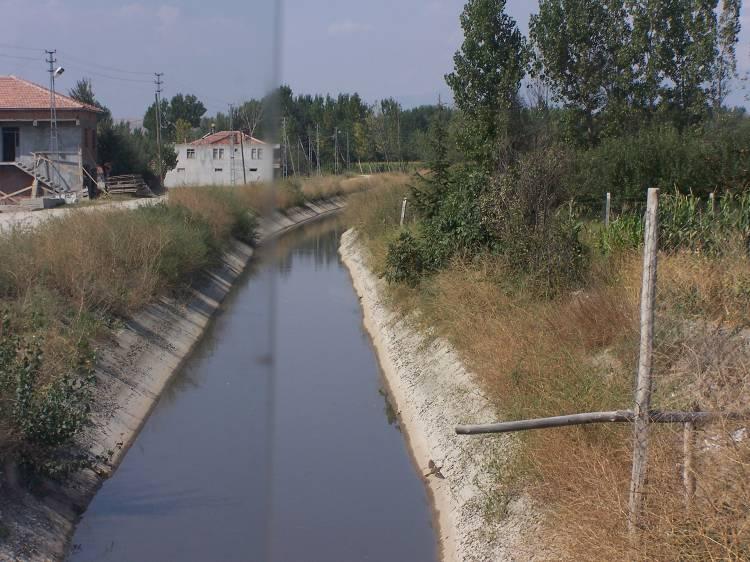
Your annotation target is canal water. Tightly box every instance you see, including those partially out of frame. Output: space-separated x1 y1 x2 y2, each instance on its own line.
68 217 437 562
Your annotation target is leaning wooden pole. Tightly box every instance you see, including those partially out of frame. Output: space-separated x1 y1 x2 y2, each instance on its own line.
628 187 660 536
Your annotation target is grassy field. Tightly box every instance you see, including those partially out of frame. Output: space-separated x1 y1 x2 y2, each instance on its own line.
345 177 750 560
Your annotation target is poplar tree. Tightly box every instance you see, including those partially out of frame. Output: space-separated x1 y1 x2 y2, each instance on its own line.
530 0 634 145
640 0 719 124
445 0 527 165
711 0 742 109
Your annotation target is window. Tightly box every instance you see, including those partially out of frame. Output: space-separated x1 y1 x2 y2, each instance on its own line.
212 148 224 160
249 168 258 172
186 148 195 159
214 168 223 172
257 148 264 160
177 168 186 173
250 148 257 160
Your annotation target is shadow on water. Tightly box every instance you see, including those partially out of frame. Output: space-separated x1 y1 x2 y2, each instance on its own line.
69 215 437 562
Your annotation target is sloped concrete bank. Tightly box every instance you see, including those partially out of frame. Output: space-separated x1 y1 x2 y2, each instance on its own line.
0 197 346 562
339 229 544 562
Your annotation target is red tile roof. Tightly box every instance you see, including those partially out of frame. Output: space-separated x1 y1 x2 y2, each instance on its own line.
190 131 265 146
0 75 102 112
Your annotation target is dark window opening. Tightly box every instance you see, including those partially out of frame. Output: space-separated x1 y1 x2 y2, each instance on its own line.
1 127 19 162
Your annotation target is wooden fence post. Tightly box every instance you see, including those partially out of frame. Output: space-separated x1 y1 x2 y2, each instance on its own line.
400 197 407 227
709 192 716 215
605 192 611 227
628 187 660 536
683 420 696 506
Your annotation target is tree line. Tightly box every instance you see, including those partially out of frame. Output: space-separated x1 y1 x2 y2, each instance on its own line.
388 0 749 292
70 80 451 186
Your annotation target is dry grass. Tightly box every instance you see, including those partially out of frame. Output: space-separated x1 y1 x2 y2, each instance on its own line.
0 173 397 471
350 183 750 560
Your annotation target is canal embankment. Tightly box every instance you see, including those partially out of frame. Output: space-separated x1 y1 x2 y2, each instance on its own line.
340 229 543 562
0 196 346 562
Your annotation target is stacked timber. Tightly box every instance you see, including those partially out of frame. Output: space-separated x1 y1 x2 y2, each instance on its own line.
104 175 155 198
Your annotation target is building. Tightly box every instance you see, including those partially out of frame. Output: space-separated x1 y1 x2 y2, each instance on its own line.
0 75 102 203
165 131 274 188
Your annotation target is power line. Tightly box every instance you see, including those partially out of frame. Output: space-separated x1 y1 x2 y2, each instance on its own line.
64 67 154 84
0 42 42 52
0 52 41 62
57 52 154 76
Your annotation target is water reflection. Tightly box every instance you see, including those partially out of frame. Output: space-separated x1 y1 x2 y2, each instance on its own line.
69 216 436 562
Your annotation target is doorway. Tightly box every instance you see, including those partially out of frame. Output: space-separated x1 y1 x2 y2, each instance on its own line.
2 127 19 162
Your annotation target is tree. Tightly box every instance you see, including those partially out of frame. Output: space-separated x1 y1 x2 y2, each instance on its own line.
711 0 742 109
143 98 171 140
412 101 451 218
530 0 635 145
69 78 111 123
638 0 718 126
174 118 193 144
144 93 207 142
445 0 527 165
169 94 206 127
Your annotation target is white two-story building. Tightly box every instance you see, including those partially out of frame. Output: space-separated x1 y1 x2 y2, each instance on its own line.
165 131 273 187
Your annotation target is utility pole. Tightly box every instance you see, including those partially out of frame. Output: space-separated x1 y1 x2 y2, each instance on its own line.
239 127 247 184
282 116 288 178
397 109 402 171
334 128 338 175
308 132 313 176
316 123 321 176
46 50 60 190
229 103 236 185
154 73 164 188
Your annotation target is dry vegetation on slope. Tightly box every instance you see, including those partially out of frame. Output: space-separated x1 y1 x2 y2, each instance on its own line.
346 177 750 560
0 175 388 489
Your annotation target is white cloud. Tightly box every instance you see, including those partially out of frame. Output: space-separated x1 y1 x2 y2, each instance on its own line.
327 19 371 36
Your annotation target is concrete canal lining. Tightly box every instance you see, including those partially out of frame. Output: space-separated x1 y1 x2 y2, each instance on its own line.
1 197 347 562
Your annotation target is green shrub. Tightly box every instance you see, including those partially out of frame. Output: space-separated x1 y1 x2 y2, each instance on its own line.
0 316 96 477
384 231 427 286
568 120 750 203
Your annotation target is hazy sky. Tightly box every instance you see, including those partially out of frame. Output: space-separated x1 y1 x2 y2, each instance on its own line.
1 0 749 118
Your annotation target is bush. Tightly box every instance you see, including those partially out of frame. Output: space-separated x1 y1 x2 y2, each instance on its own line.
0 316 96 477
482 147 588 293
384 231 427 286
567 119 750 204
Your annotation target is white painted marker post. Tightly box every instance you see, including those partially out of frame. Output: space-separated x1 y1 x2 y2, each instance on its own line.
605 192 611 227
400 197 407 227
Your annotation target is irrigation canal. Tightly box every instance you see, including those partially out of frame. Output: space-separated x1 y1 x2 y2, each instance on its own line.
68 216 438 562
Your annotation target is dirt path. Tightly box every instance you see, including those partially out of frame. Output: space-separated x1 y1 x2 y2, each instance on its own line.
0 197 164 233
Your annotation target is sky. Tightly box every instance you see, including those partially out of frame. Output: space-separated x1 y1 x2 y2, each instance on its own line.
1 0 749 119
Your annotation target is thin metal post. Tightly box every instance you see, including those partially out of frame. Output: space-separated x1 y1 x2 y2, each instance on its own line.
400 197 407 227
628 188 660 536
